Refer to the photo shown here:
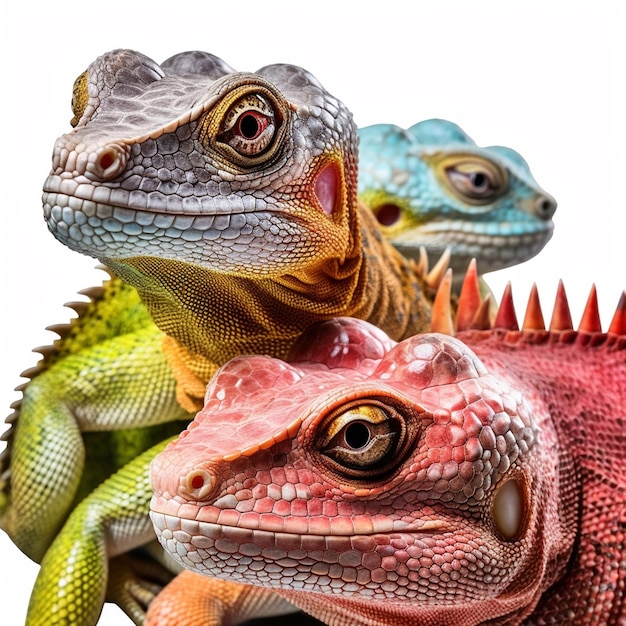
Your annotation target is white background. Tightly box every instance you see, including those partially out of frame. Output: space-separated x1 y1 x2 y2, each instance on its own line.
1 1 624 623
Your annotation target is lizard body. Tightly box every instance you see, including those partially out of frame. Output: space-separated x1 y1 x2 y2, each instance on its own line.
149 270 626 625
1 49 558 625
358 120 556 285
2 49 441 625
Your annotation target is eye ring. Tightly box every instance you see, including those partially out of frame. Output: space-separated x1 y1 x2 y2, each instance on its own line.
316 399 419 479
428 152 509 208
446 166 500 200
198 82 289 170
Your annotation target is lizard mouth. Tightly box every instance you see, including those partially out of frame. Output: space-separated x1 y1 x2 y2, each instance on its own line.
150 509 450 579
392 221 554 274
42 158 346 264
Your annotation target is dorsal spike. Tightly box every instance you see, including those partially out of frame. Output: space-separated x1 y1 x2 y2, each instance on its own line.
45 323 72 338
425 248 451 290
415 246 429 277
548 280 573 332
493 283 519 331
456 259 482 331
63 301 89 316
578 284 602 333
521 284 546 332
608 291 626 336
470 295 493 330
430 269 455 335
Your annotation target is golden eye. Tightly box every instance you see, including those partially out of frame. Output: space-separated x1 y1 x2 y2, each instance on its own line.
318 403 410 477
70 70 89 127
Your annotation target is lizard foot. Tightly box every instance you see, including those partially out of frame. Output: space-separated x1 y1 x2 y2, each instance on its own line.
107 549 176 625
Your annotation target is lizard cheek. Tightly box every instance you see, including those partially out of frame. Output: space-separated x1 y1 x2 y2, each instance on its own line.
492 478 526 541
314 163 340 216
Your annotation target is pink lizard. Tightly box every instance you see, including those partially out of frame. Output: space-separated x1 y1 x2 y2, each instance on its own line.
148 265 625 625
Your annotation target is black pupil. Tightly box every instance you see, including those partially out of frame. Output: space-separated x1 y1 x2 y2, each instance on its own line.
240 114 259 139
345 422 371 449
471 172 486 188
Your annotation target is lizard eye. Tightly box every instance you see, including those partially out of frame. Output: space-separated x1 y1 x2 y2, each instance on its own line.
430 154 508 207
218 94 277 156
70 70 89 127
199 84 288 170
317 402 413 478
447 166 502 201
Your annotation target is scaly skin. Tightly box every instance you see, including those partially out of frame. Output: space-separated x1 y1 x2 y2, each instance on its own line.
148 275 626 625
358 120 556 285
1 50 558 625
3 48 441 625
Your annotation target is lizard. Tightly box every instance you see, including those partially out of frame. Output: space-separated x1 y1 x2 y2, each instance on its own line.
147 262 626 625
1 48 453 625
0 48 559 625
357 120 557 288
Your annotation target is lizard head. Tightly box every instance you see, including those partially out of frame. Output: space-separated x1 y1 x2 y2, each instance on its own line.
358 119 557 279
42 49 358 277
150 316 567 622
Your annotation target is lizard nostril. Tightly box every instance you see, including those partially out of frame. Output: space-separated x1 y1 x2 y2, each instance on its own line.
90 144 128 180
534 195 557 220
181 468 216 501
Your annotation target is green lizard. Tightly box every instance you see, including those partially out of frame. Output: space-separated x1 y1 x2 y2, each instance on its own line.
1 48 556 625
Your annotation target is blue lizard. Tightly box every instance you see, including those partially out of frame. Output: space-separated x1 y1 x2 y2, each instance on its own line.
358 119 557 285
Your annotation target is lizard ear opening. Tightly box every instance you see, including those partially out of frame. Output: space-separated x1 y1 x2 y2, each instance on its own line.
492 477 527 541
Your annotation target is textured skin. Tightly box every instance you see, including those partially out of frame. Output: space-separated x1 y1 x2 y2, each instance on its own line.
0 273 191 624
2 49 441 625
358 120 556 284
149 303 625 625
42 48 434 410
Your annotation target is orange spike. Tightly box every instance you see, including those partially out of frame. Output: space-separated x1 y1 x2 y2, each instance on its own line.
430 269 455 335
493 283 519 330
456 259 482 331
548 280 573 332
608 291 626 336
521 284 546 331
425 248 451 290
471 295 493 330
578 284 602 333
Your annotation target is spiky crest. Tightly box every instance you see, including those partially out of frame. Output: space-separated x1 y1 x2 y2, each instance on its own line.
431 261 626 349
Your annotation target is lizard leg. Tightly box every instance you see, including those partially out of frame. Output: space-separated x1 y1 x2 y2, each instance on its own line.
25 437 174 626
146 570 301 626
1 326 189 561
106 546 178 625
